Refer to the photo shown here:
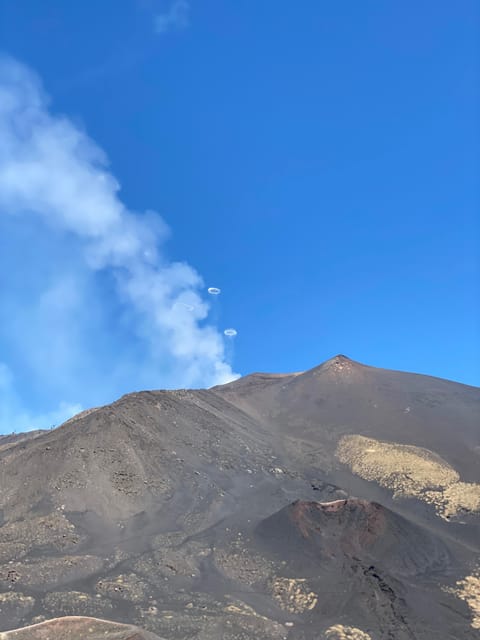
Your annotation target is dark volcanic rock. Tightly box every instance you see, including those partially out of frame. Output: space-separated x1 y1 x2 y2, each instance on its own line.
257 498 452 577
0 356 478 639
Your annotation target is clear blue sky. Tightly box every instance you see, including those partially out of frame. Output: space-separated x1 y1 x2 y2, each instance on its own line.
0 1 478 432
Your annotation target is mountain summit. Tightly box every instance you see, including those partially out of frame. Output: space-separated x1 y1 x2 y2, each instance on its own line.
0 357 479 638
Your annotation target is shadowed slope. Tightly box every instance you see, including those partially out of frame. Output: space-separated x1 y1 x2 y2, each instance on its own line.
256 498 452 577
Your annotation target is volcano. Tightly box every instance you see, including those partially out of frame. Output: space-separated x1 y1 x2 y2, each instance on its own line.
256 498 452 576
0 356 478 639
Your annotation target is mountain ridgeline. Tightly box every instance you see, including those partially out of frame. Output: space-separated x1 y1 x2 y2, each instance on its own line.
0 356 479 639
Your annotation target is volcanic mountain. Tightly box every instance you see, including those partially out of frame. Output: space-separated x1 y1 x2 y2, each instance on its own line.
256 498 452 577
0 356 478 639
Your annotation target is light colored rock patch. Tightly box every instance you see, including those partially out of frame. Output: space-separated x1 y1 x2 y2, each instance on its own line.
0 616 153 640
337 435 458 495
224 598 273 621
428 482 480 519
0 592 35 618
215 542 274 586
324 624 372 639
336 435 480 519
271 577 317 613
446 568 480 630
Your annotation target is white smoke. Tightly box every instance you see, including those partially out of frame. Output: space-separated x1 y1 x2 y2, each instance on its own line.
0 56 238 432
